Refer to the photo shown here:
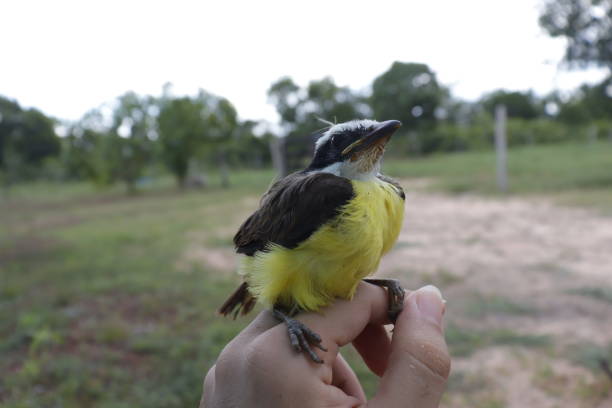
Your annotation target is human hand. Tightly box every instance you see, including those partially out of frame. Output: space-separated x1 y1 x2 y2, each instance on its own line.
201 282 450 407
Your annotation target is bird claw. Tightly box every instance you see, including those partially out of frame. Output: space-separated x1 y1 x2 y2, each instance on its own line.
273 308 326 364
363 278 405 323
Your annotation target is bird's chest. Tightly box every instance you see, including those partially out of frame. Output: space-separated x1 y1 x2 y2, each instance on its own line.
335 179 405 257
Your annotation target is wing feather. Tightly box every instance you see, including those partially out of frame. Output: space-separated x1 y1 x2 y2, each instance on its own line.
234 172 354 256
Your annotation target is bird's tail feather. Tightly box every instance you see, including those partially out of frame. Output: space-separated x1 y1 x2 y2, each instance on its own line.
218 282 257 319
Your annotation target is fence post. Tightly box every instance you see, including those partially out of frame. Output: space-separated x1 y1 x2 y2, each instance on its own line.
495 104 508 193
269 136 288 178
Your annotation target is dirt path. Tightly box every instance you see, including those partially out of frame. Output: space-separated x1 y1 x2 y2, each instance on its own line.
378 182 612 407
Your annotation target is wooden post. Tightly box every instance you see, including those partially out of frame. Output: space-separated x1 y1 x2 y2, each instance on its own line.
269 136 287 178
495 104 508 193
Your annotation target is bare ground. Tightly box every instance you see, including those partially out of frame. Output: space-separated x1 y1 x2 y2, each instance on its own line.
186 180 612 407
383 183 612 407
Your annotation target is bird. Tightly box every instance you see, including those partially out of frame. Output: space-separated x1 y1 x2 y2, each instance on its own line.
219 119 406 363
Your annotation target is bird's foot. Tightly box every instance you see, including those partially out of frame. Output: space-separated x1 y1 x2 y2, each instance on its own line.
272 307 327 364
363 278 405 323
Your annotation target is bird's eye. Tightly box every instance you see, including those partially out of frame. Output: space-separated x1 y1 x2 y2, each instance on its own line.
331 134 344 149
330 136 339 148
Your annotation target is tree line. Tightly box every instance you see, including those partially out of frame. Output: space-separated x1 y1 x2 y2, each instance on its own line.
2 66 610 190
1 0 610 190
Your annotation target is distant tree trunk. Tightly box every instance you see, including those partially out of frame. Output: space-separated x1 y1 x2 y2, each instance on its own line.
177 174 187 189
587 125 598 144
252 152 263 168
407 131 421 155
176 160 189 189
269 136 288 177
185 159 207 189
218 150 230 188
125 180 137 194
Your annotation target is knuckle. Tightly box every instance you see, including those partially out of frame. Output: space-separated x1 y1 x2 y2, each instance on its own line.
243 336 275 375
213 352 235 380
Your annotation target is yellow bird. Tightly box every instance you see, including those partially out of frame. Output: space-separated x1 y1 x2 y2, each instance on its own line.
220 119 405 363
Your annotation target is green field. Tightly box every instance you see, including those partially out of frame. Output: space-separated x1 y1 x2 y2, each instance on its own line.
1 141 611 407
385 141 612 212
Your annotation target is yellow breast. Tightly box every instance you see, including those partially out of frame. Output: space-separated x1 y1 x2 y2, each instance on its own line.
243 179 405 311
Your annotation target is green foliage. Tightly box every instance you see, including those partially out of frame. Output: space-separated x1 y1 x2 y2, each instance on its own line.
0 95 60 182
446 325 551 357
62 93 158 191
539 0 612 69
106 92 158 191
481 90 541 119
371 62 446 131
567 287 612 304
158 91 242 187
268 76 369 171
558 77 612 123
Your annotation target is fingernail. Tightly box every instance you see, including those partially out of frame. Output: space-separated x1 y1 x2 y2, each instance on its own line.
415 285 444 325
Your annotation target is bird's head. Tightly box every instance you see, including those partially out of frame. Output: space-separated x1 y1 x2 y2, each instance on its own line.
307 119 401 179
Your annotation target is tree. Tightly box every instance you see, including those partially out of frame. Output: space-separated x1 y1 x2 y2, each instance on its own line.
0 95 60 182
202 93 239 187
157 91 240 188
62 125 107 182
158 97 206 187
370 62 447 130
539 0 612 70
481 90 541 120
106 92 157 192
557 76 612 124
268 76 369 171
228 120 271 168
576 76 612 120
268 77 300 129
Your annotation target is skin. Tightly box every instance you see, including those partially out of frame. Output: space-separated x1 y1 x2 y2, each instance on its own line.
202 282 451 407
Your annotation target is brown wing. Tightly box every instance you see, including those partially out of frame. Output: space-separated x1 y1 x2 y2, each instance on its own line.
234 172 354 256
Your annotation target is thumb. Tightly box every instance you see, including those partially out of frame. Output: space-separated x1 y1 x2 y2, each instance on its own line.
369 285 451 408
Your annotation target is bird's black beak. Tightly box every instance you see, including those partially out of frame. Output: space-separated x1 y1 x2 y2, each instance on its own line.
341 120 402 159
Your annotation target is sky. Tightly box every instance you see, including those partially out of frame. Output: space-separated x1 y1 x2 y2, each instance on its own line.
1 0 608 124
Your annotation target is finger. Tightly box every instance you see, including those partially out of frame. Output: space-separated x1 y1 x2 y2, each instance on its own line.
370 285 450 408
214 310 279 374
331 353 366 402
231 309 278 347
201 365 215 408
352 323 392 377
299 281 392 349
243 309 278 335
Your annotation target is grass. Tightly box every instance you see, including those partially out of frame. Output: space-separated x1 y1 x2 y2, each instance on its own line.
567 287 612 304
446 325 552 358
566 341 612 373
383 141 612 212
464 293 536 318
0 169 273 407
